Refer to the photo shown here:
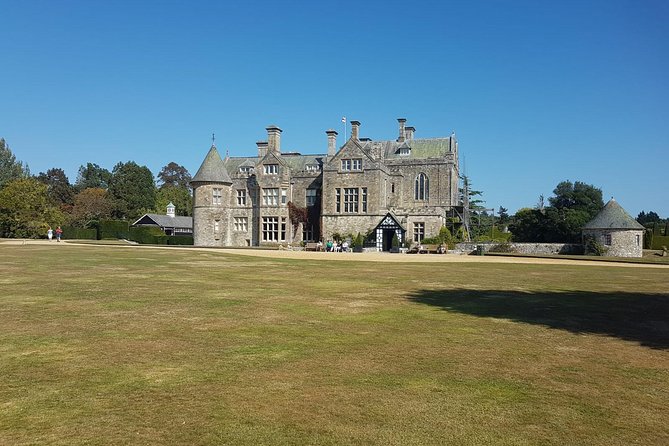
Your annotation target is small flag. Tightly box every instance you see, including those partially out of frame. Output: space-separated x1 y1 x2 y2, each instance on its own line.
341 116 346 123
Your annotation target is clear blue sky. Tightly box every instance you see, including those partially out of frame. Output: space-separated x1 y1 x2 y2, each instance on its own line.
2 0 667 216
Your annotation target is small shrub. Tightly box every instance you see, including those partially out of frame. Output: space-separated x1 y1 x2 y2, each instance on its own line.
584 236 607 256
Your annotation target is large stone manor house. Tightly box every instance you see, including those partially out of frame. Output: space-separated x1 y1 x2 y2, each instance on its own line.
191 118 460 250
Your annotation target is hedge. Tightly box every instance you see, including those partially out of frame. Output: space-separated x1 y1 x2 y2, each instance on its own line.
127 226 193 245
651 235 669 250
60 227 97 240
167 236 193 245
98 220 129 240
128 226 165 244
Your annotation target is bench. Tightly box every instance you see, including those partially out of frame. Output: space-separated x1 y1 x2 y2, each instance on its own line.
305 242 322 252
409 244 446 254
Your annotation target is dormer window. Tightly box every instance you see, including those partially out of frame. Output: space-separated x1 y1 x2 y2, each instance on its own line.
305 164 320 172
239 166 252 174
399 147 410 156
264 164 279 174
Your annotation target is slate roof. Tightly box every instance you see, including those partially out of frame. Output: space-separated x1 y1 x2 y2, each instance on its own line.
192 145 232 183
224 154 326 172
358 137 455 160
133 214 193 229
196 134 454 179
583 199 644 230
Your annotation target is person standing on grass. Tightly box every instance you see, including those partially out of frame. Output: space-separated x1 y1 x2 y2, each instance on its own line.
55 226 63 242
47 227 53 241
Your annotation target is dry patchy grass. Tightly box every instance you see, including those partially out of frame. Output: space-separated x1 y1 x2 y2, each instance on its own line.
0 244 668 445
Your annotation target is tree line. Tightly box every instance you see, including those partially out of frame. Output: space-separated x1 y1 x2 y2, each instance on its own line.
0 138 192 238
460 176 665 244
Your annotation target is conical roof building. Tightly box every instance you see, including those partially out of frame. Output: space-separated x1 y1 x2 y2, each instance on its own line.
582 198 644 257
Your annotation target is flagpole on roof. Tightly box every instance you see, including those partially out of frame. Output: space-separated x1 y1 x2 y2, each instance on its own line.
342 116 346 140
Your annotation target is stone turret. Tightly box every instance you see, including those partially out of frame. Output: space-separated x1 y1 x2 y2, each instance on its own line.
191 144 233 247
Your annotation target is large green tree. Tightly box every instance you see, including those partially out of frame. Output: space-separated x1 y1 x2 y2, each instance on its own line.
108 161 156 220
548 180 603 219
0 178 63 238
69 187 114 227
154 186 192 216
510 180 604 243
0 138 30 189
36 168 75 209
75 163 112 191
157 162 192 190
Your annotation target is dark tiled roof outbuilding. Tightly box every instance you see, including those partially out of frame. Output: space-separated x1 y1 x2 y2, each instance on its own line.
583 199 644 230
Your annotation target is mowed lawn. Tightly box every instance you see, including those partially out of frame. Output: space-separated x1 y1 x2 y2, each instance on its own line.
1 244 668 445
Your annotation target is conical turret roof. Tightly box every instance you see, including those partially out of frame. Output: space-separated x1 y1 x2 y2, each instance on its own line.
583 199 644 230
191 145 232 184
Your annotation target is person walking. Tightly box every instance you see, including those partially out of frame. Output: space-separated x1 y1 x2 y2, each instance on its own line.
55 226 63 242
47 227 53 241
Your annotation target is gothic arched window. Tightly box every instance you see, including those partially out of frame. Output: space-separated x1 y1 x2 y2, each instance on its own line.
415 173 429 201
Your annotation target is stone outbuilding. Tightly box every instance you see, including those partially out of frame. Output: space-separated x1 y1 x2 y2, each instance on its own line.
582 198 644 257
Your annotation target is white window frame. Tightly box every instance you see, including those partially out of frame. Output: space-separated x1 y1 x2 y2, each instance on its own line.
234 217 248 232
213 188 222 205
413 222 425 243
281 188 287 205
262 217 279 242
237 189 246 206
262 188 279 206
362 187 367 213
264 164 279 175
344 187 359 213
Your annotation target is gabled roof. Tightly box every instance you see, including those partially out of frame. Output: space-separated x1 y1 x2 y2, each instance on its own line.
373 212 406 231
133 214 193 229
191 145 232 183
583 199 644 230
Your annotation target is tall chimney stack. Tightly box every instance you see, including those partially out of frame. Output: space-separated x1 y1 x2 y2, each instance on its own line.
326 129 338 156
257 141 268 158
397 118 407 142
405 126 415 140
266 125 282 153
350 120 360 141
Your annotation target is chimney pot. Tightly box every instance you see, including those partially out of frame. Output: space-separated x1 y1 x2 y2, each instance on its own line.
397 118 407 142
257 141 269 158
266 125 282 153
326 129 338 156
350 120 360 141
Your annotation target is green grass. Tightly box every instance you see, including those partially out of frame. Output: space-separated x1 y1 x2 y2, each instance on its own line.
1 244 668 445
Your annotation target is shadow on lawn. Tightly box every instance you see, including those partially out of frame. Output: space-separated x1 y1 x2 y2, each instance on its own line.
407 289 669 349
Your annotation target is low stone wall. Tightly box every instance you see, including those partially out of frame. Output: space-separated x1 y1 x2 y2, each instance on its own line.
455 242 582 255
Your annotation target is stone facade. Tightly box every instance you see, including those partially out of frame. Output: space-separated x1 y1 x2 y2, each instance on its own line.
191 119 460 250
582 228 644 257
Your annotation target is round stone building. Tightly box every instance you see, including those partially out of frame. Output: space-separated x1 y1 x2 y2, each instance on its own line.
582 198 644 257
